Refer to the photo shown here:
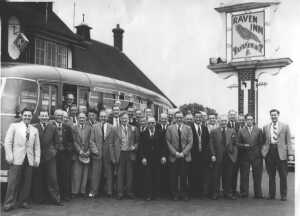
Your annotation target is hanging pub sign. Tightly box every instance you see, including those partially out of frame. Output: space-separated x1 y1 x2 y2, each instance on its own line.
231 11 265 59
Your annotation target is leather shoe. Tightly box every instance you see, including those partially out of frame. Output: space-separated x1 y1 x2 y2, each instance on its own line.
21 202 31 209
211 194 218 200
145 196 152 201
281 196 287 201
267 196 275 200
173 195 179 201
254 195 264 199
225 194 237 200
128 194 136 199
54 201 64 206
3 205 14 212
183 196 190 201
117 194 123 200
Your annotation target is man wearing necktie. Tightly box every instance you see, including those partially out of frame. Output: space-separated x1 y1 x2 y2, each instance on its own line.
32 110 62 205
190 112 210 198
237 114 263 198
262 109 291 201
209 115 238 200
53 109 74 201
111 112 139 200
87 108 98 127
89 111 115 198
157 113 170 195
3 108 40 211
166 111 193 201
71 113 91 197
140 117 167 200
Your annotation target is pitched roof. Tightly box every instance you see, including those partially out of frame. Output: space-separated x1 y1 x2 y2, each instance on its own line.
72 39 175 107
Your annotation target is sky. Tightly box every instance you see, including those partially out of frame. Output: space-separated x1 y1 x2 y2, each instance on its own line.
53 0 299 133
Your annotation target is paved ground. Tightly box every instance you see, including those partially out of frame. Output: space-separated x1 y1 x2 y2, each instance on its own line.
1 170 294 216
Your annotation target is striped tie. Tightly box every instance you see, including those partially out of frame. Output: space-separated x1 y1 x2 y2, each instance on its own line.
273 124 278 142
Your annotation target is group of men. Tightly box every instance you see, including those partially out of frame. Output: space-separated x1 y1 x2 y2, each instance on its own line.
2 100 291 211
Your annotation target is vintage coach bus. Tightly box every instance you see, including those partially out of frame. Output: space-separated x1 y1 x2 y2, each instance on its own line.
0 63 173 186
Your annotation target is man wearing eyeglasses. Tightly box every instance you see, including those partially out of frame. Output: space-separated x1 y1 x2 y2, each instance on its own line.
3 107 40 211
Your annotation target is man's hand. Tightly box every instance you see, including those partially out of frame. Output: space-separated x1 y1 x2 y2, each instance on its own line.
33 161 39 167
142 158 147 166
211 155 216 162
179 152 184 158
130 145 136 151
6 157 13 165
175 152 181 158
244 144 250 147
161 157 167 164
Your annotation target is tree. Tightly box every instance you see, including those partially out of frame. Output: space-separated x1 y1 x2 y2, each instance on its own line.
179 103 217 116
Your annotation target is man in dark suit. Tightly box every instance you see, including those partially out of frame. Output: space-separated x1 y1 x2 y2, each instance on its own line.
32 110 62 205
110 112 139 199
53 109 74 201
63 93 75 114
166 111 193 201
231 114 245 196
140 117 167 200
237 114 263 198
156 113 170 195
262 109 291 201
209 115 238 200
128 107 138 127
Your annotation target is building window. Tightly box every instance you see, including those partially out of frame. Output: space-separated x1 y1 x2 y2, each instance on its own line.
35 38 69 68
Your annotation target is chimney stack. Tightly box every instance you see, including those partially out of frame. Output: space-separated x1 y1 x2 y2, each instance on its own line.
75 14 92 41
112 24 124 51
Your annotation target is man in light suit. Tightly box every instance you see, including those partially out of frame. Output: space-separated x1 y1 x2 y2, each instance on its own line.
32 110 62 205
110 112 139 199
3 108 40 211
237 114 263 198
262 109 291 201
166 111 193 201
209 115 237 200
89 111 115 198
71 112 91 197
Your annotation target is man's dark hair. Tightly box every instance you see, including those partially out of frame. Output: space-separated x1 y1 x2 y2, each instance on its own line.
269 109 280 115
21 107 33 115
39 109 49 115
88 108 98 115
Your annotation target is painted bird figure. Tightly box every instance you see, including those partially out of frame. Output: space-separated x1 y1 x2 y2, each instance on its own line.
235 24 261 43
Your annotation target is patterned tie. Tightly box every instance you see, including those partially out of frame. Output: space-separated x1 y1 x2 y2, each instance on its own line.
26 125 30 141
273 124 278 142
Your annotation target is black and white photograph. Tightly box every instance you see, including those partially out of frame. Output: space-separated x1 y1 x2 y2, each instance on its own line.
0 0 298 215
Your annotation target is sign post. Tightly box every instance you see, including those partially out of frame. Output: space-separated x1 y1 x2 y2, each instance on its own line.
207 2 292 120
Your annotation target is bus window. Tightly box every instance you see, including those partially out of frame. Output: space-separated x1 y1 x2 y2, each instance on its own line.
103 93 115 109
40 84 58 116
78 87 89 113
89 91 103 110
0 78 38 114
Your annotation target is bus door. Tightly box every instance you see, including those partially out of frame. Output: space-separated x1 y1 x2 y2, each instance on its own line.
39 83 59 118
77 86 90 113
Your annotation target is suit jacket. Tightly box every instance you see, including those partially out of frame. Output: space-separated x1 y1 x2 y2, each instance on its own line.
34 122 58 162
73 124 91 159
4 121 40 166
111 124 139 163
261 122 291 160
191 124 211 162
209 127 238 163
237 126 263 160
52 121 74 152
89 122 115 161
166 124 193 163
140 128 167 162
